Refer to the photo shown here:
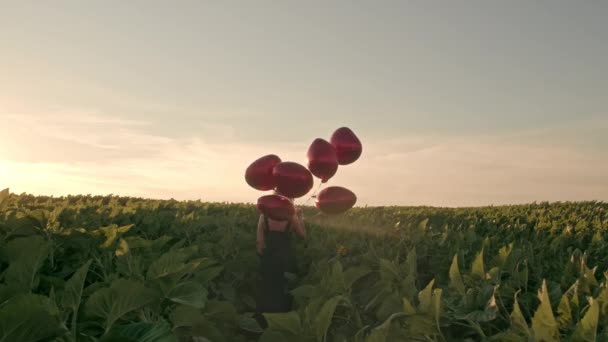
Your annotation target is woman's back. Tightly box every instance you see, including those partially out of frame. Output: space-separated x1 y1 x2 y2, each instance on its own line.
262 216 292 255
256 211 306 256
265 217 292 232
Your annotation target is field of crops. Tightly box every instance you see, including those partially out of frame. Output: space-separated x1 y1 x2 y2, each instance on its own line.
1 188 607 341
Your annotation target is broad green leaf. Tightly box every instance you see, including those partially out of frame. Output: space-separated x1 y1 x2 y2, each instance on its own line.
355 326 371 342
488 267 501 284
579 259 598 294
263 311 302 335
465 309 498 324
1 215 40 237
510 291 530 337
115 238 130 257
497 243 513 267
376 293 402 322
302 296 324 321
466 287 498 323
204 300 238 323
85 279 157 333
365 313 406 342
61 259 92 338
4 235 50 291
592 231 603 244
557 292 572 331
449 254 465 296
238 316 264 334
378 259 399 282
595 286 608 318
402 297 416 315
491 331 531 342
170 305 202 328
531 280 560 342
343 266 371 289
418 279 435 314
401 274 417 300
146 247 199 280
433 288 443 325
405 248 417 276
518 260 529 289
259 330 290 342
25 209 48 229
0 284 18 305
99 321 177 342
315 295 345 342
49 286 59 314
61 259 92 311
0 294 66 342
407 314 438 337
166 281 208 309
125 236 173 250
571 298 599 342
241 294 256 310
325 261 345 292
472 247 485 279
97 224 134 249
365 291 386 313
417 218 429 232
155 258 208 295
192 318 226 342
571 284 581 316
196 265 224 285
290 284 315 302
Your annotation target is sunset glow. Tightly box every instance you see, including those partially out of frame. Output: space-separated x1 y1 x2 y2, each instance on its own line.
1 2 607 206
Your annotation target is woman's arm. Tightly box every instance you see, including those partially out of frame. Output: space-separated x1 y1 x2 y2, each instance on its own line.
256 215 265 255
292 208 307 239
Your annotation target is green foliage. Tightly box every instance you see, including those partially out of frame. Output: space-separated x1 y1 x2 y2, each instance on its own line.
531 280 560 341
571 298 599 342
85 279 158 333
99 321 177 342
0 193 607 340
0 294 66 341
449 254 466 296
2 235 50 292
166 281 208 309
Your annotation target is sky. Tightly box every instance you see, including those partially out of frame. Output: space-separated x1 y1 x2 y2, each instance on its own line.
0 1 607 207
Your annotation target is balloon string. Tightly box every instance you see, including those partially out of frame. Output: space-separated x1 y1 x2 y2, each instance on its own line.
304 181 324 206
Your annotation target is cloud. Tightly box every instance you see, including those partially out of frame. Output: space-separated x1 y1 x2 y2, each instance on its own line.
0 109 607 206
1 110 183 162
341 137 607 206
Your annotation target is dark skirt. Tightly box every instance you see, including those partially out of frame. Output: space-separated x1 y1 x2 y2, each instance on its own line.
254 230 296 328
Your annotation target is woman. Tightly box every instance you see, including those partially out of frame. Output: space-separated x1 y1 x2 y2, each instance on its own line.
254 198 306 328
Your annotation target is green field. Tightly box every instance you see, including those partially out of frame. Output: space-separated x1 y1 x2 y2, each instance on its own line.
1 188 607 341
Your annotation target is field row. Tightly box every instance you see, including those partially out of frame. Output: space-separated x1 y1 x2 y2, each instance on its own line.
0 190 607 341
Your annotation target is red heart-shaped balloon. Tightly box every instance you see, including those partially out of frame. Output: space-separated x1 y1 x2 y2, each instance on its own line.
307 138 339 183
315 186 357 214
330 127 362 165
245 154 282 191
257 194 295 221
273 161 314 198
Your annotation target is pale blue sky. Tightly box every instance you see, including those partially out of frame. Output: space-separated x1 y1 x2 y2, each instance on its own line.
1 1 607 206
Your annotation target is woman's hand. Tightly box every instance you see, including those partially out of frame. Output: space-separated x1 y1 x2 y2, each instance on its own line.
256 241 265 256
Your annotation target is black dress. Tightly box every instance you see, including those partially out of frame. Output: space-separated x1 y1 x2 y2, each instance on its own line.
254 216 296 328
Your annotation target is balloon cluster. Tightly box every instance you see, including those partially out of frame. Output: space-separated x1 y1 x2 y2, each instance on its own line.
245 127 362 221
